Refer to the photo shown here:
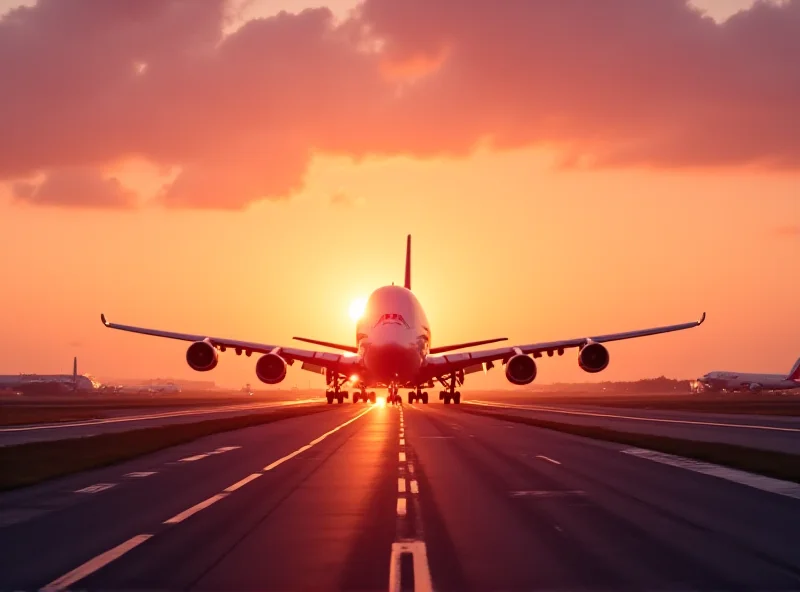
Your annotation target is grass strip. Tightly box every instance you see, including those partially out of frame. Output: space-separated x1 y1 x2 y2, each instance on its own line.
0 409 105 426
0 405 330 491
460 407 800 484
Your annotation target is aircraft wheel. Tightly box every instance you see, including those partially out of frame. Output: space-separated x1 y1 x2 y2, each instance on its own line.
326 392 334 404
422 392 429 404
439 391 445 400
443 395 451 404
454 391 461 404
353 393 360 403
408 393 415 404
370 393 377 403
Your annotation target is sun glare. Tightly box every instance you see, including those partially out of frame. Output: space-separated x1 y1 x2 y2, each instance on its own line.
348 297 367 321
377 397 386 407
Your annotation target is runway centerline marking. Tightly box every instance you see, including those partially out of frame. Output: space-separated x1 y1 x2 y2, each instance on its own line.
410 480 419 494
400 438 405 445
623 448 800 500
0 400 320 433
398 478 406 493
536 455 561 465
469 400 800 433
42 534 153 592
389 541 433 592
399 452 406 462
179 454 208 462
124 471 156 478
396 498 407 516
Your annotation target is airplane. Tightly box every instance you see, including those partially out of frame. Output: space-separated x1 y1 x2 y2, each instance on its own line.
100 235 706 405
0 357 99 394
696 357 800 393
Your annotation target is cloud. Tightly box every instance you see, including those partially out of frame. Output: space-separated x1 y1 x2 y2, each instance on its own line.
1 0 800 209
12 168 137 208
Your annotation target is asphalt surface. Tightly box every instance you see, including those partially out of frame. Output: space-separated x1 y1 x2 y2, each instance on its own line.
467 400 800 453
0 398 320 446
3 402 800 591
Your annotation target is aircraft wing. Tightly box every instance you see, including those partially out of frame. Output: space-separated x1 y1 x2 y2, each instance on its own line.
422 313 706 379
100 314 360 375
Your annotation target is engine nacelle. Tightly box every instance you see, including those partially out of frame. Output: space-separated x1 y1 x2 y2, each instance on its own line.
505 354 537 385
749 383 762 393
578 342 610 373
256 353 287 384
186 341 219 372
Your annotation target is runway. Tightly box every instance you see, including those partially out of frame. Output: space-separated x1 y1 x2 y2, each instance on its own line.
0 398 320 446
467 399 800 454
2 403 800 591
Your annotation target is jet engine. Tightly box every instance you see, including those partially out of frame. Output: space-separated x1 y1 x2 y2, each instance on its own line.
578 342 610 373
256 353 287 384
505 354 537 385
749 383 762 393
186 341 219 372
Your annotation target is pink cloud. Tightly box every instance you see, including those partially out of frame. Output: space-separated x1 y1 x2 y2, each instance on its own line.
1 0 799 208
12 168 136 208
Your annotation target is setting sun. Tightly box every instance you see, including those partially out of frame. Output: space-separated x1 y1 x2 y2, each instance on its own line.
348 297 367 322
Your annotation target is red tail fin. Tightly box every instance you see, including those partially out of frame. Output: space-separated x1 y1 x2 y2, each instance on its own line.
404 235 411 290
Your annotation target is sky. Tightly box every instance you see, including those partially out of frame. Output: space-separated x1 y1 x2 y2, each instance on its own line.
0 0 797 389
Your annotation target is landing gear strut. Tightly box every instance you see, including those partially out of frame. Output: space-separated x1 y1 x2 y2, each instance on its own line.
325 371 349 404
438 372 463 405
387 385 402 406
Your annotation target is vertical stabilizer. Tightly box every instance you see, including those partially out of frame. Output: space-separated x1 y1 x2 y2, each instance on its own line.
404 235 412 290
73 356 78 391
788 356 800 381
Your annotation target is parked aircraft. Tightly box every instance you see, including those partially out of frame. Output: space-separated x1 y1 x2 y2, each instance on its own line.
696 357 800 393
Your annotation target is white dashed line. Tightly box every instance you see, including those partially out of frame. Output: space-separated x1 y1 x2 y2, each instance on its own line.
396 497 407 516
164 494 227 524
536 455 561 465
398 478 406 493
42 534 153 592
179 454 208 462
407 463 415 474
399 452 406 462
400 438 405 445
124 472 156 478
74 483 116 494
224 473 261 493
623 448 800 500
410 480 419 494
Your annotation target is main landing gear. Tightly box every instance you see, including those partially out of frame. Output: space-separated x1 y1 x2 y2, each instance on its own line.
408 387 429 405
438 371 463 405
353 388 377 404
325 371 349 404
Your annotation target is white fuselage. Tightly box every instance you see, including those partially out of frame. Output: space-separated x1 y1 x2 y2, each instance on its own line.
699 372 800 392
355 285 430 387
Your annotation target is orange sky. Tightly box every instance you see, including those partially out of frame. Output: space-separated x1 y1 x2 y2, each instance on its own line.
0 0 797 389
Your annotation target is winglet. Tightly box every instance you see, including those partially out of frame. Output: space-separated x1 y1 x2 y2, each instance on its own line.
404 234 412 291
697 312 707 326
101 313 109 327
